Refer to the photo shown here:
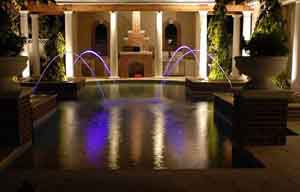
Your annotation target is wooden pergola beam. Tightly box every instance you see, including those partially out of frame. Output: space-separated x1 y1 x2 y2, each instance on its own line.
27 3 253 14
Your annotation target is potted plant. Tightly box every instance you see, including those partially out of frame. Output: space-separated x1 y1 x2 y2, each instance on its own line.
235 0 289 89
0 0 26 96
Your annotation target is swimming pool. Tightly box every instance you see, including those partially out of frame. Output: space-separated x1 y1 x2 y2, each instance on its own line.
12 83 233 170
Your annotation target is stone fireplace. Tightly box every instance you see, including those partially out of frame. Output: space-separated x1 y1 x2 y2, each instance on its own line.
119 11 154 78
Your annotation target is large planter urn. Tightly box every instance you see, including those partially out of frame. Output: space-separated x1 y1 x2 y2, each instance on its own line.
0 56 27 97
235 56 288 89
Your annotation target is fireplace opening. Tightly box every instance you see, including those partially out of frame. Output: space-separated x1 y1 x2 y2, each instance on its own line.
129 62 144 78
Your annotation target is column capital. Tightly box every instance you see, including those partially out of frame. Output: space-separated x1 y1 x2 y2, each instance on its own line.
242 11 252 16
232 14 242 19
30 14 39 19
20 10 29 15
64 11 73 15
198 10 208 15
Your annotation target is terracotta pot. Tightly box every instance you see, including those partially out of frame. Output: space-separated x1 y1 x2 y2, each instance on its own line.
235 56 288 89
0 56 27 96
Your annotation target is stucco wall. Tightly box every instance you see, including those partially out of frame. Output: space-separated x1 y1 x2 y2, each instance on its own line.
76 11 196 52
75 11 196 76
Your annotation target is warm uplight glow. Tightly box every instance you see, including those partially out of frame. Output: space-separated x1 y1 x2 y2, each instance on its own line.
155 11 163 77
110 11 119 78
292 2 300 89
65 11 74 77
199 11 208 79
132 11 141 32
242 11 252 56
20 11 30 78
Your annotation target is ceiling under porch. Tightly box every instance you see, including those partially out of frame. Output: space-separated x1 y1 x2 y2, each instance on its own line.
26 0 252 15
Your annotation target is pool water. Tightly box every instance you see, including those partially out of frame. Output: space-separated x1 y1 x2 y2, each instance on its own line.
13 83 232 170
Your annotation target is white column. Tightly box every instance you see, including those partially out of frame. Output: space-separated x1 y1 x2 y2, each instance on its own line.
155 11 163 78
242 11 252 56
110 11 119 78
292 1 300 91
31 14 40 77
20 11 30 78
231 15 241 79
199 11 208 79
65 11 74 78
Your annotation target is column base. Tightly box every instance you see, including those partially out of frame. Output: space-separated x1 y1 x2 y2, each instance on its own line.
109 76 120 79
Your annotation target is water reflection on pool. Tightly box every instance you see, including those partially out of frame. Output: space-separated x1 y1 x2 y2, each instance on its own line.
14 83 231 170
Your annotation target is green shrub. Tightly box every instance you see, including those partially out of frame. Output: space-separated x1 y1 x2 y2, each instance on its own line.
208 0 231 80
42 32 66 81
245 0 288 56
245 0 290 88
0 0 26 56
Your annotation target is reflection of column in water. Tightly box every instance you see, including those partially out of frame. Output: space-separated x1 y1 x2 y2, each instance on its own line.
130 107 143 165
155 84 164 98
109 83 120 99
152 105 165 169
108 107 121 170
195 102 209 168
60 105 77 169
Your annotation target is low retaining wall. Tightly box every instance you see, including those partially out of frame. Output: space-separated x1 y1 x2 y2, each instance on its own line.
214 90 289 146
0 90 33 146
21 78 85 100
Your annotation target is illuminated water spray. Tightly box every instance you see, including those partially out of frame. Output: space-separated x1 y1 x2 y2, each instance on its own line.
162 46 232 88
163 45 198 76
33 50 111 98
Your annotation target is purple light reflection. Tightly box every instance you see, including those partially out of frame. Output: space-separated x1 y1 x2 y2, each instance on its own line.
85 109 109 165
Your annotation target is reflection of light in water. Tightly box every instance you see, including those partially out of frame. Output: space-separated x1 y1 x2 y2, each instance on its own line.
85 111 109 165
152 105 165 169
60 105 76 169
130 107 143 164
195 102 209 168
155 84 164 98
108 107 121 170
109 83 120 99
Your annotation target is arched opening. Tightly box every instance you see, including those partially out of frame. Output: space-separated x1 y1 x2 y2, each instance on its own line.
164 22 180 51
94 23 108 56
